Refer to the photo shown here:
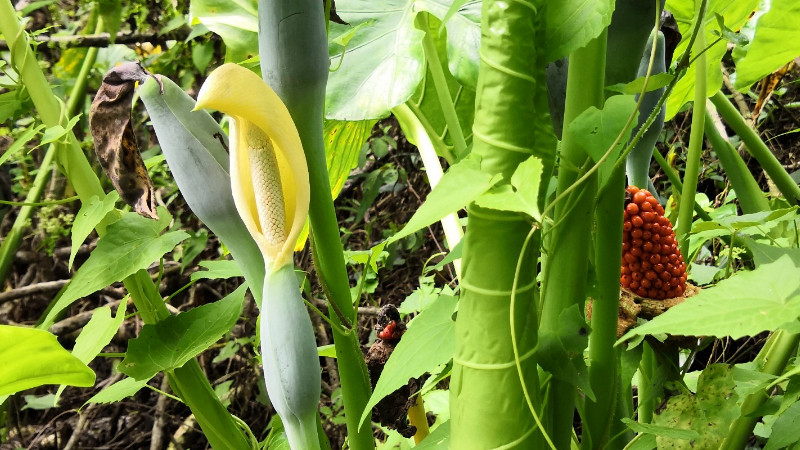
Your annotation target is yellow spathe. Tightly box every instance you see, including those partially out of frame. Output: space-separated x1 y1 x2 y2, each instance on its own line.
196 63 309 269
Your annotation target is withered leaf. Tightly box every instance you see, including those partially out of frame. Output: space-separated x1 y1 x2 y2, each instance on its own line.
328 0 347 25
89 61 160 220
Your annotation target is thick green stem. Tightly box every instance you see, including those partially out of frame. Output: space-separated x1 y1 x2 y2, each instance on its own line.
0 6 249 448
257 2 373 448
418 13 467 160
637 343 657 424
584 164 625 450
450 0 548 447
703 109 770 214
710 90 800 204
676 1 706 258
720 330 800 449
540 33 606 449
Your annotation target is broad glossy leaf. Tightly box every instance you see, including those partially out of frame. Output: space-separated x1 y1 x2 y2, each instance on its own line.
415 420 450 449
69 191 119 269
388 155 498 243
0 326 95 396
621 418 700 440
118 285 246 380
359 294 458 427
326 0 480 120
189 0 259 62
620 255 800 341
733 0 800 91
545 0 615 63
665 0 759 119
41 208 188 328
742 238 800 268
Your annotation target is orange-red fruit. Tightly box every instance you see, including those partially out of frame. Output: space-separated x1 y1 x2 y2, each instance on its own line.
620 186 686 300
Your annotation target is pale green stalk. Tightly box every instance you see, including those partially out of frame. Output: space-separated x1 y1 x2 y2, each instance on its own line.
392 103 462 276
676 0 706 258
710 90 800 204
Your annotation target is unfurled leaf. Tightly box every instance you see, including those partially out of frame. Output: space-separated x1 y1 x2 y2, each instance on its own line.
118 285 246 380
89 62 159 219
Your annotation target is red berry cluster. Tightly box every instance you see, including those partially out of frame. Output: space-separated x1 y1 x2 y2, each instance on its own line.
621 186 686 299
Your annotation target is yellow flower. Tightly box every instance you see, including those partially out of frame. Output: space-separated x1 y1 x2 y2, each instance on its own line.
195 63 309 270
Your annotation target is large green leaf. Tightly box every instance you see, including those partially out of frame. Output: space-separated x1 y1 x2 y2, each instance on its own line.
733 0 800 90
475 156 544 221
619 255 800 341
359 294 458 427
388 155 499 243
118 285 246 380
189 0 259 62
544 0 615 63
326 0 480 120
764 399 800 450
665 0 759 119
0 326 95 396
41 208 188 329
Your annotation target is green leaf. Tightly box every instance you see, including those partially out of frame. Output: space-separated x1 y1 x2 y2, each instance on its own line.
56 300 127 401
665 0 759 119
326 0 480 120
191 259 244 281
569 95 638 188
388 155 498 243
189 0 259 62
733 0 800 90
0 326 95 396
653 364 738 449
325 119 376 197
21 394 59 410
415 419 450 449
621 418 700 440
545 0 615 63
764 401 800 450
0 124 44 167
69 191 119 269
41 208 188 328
537 305 595 401
742 238 800 268
118 285 246 380
619 255 800 341
475 156 543 220
318 344 337 358
97 0 122 42
606 73 674 95
191 40 215 73
84 376 151 407
359 294 458 428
